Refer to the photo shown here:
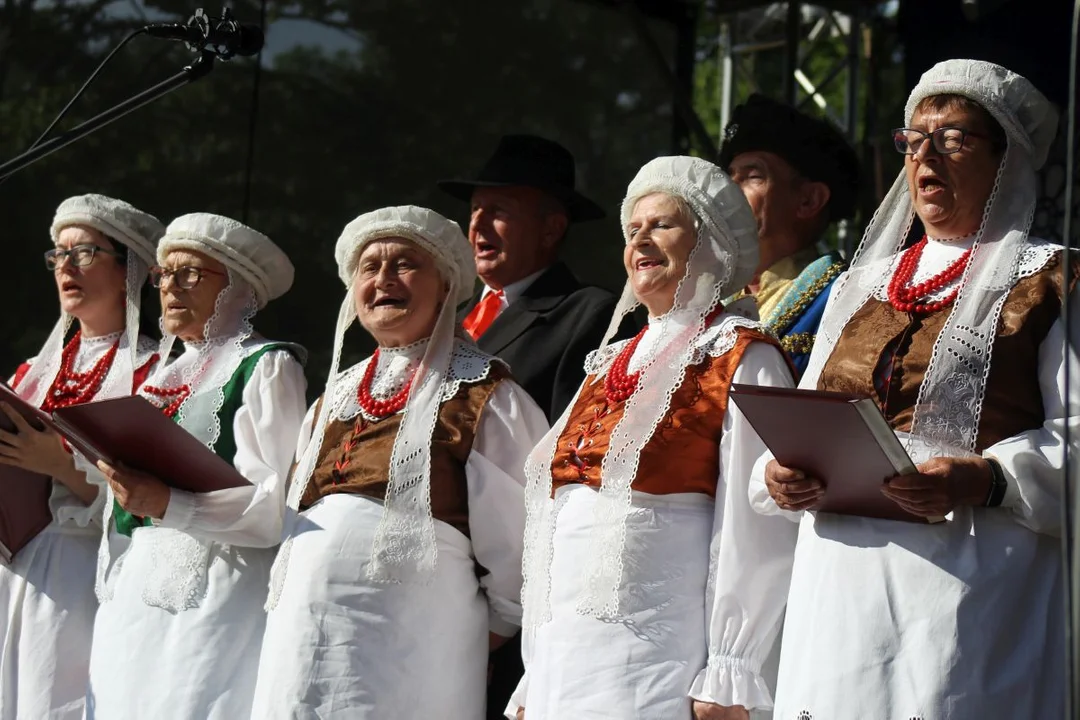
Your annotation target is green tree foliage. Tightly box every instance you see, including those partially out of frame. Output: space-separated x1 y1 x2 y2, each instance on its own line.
690 2 909 251
1 0 684 395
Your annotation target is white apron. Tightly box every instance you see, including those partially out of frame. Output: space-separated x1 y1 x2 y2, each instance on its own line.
250 494 489 720
522 485 713 720
85 528 276 719
0 522 98 720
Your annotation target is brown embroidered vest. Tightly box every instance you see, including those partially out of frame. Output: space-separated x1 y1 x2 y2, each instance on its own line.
551 327 783 497
300 362 511 538
819 250 1077 452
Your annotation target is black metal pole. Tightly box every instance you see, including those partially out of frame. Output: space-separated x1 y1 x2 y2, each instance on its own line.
0 52 215 181
1065 2 1080 716
783 1 800 106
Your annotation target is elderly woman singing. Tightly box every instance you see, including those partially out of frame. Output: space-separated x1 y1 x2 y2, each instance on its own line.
251 206 548 718
83 214 308 719
510 156 797 720
759 60 1075 719
0 195 162 720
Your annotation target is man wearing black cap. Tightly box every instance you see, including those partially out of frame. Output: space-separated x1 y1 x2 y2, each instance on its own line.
439 134 623 421
719 94 859 376
439 134 626 719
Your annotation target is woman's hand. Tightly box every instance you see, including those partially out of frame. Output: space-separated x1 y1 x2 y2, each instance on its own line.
0 402 74 478
0 402 100 504
881 456 992 517
515 708 525 720
692 701 749 720
97 460 171 519
764 459 825 512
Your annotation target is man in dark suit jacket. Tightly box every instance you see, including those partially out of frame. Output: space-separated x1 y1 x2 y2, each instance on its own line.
440 134 622 422
439 134 627 720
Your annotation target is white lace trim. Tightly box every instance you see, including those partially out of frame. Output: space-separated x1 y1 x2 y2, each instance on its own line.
1015 238 1060 279
805 135 1041 462
522 311 760 631
330 340 501 424
868 237 1060 301
585 314 768 377
95 274 262 610
78 330 122 345
268 321 496 609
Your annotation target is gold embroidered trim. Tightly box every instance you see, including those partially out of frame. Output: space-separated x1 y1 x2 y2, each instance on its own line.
769 261 845 336
781 332 816 355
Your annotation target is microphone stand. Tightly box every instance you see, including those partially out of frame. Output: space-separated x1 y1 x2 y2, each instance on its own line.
0 51 215 181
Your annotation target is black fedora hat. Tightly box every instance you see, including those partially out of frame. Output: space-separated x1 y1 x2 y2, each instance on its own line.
437 134 606 222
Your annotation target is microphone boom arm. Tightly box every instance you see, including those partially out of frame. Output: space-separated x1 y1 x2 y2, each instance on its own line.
0 52 215 181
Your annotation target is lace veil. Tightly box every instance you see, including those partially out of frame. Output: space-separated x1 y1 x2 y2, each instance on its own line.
521 156 760 625
802 60 1059 459
96 213 295 609
270 205 474 602
19 194 164 407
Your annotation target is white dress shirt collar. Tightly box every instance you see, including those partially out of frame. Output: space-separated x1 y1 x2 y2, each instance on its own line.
481 266 549 308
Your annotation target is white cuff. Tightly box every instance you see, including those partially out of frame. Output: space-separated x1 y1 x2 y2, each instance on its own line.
159 488 195 530
688 654 773 711
51 480 106 529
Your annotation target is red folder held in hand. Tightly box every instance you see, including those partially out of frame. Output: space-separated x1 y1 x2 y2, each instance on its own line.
49 396 250 494
0 384 56 563
729 384 941 524
0 388 250 563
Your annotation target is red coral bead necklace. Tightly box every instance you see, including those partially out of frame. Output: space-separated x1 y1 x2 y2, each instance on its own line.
887 235 972 314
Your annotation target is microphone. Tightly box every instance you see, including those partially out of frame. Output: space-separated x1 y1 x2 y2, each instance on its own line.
145 9 263 58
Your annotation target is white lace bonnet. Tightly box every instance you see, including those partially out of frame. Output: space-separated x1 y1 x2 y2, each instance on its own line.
149 213 295 448
522 156 760 623
19 194 164 408
286 205 476 585
157 213 294 309
802 59 1058 456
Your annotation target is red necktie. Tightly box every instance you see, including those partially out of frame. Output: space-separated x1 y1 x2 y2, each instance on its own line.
462 289 504 340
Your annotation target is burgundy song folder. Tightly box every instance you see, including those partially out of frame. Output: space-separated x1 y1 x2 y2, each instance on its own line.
729 384 941 524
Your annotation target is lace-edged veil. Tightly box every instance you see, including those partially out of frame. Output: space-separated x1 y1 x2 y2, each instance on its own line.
801 59 1059 460
19 195 164 408
521 156 760 627
268 205 475 607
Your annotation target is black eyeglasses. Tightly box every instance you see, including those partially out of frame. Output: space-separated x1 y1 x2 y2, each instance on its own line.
149 265 227 290
45 244 124 271
892 126 989 156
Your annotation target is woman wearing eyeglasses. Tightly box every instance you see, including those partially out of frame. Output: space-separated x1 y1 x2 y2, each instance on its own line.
757 61 1075 719
0 194 163 720
82 214 307 720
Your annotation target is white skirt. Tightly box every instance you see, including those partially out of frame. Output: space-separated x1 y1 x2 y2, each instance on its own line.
250 493 490 720
85 526 275 720
521 485 713 720
0 524 98 720
773 507 1064 720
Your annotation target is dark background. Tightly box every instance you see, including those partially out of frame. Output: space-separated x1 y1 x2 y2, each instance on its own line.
0 0 1074 397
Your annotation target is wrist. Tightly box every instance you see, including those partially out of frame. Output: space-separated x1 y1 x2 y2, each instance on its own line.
148 489 171 520
51 454 82 485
